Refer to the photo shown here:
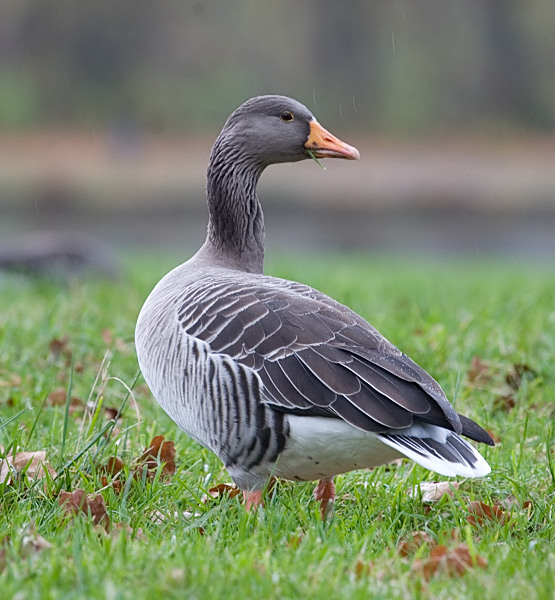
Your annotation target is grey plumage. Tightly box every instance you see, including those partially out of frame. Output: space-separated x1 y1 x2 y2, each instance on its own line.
136 95 493 505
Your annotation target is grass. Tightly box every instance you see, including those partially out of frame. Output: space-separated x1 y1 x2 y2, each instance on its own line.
0 251 554 599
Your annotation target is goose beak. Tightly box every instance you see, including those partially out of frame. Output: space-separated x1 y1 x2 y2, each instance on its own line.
305 120 360 160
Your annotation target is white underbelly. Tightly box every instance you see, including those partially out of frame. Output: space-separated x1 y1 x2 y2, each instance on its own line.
274 415 403 482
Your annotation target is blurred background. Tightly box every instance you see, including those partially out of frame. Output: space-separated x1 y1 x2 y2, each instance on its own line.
1 0 555 268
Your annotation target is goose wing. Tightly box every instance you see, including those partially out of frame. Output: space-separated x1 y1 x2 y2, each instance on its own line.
178 274 492 444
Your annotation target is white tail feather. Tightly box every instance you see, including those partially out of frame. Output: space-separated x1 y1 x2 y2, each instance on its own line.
379 424 491 478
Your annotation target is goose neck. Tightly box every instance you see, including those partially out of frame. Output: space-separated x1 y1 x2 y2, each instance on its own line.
204 139 266 273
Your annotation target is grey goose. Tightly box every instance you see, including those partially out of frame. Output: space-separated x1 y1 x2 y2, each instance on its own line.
135 95 494 516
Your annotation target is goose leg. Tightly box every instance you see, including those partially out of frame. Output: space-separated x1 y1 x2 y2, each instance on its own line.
243 490 264 511
243 477 277 511
313 477 335 519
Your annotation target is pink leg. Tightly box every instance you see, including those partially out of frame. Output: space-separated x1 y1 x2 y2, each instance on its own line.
243 477 277 512
313 478 336 520
243 490 264 512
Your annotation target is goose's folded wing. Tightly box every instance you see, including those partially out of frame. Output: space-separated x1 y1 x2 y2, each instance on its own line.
178 276 493 444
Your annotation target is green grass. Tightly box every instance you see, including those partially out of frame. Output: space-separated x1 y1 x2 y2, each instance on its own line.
0 252 554 599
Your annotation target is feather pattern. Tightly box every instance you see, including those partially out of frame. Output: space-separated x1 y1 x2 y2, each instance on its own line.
136 95 493 496
137 264 493 489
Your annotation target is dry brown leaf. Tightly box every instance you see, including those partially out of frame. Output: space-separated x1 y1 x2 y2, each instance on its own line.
99 456 125 493
46 387 67 405
201 482 242 504
505 363 536 390
0 450 57 485
412 543 487 580
353 559 373 578
501 495 532 511
136 435 176 480
487 429 502 444
48 335 71 358
467 500 508 526
397 531 435 557
46 388 84 415
100 476 123 494
101 456 125 477
471 359 536 413
58 488 110 531
104 406 120 420
82 400 119 421
468 357 495 386
101 329 113 345
286 532 305 549
448 528 463 542
493 392 516 412
409 481 460 502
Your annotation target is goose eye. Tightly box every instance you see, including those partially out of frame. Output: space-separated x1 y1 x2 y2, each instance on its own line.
280 111 294 122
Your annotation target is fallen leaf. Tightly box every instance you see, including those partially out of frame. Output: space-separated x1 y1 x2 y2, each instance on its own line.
493 392 516 412
136 435 176 480
448 528 462 542
48 335 70 358
46 388 84 414
353 559 373 578
505 363 536 390
101 329 113 345
397 531 435 557
286 532 305 549
409 481 460 502
99 456 125 493
487 429 502 444
466 501 508 526
104 406 120 420
58 489 110 531
412 543 487 580
0 450 57 484
100 477 123 494
201 482 242 503
46 387 67 405
468 357 495 386
100 456 125 477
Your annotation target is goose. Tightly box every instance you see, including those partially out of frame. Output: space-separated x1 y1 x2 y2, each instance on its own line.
135 95 493 517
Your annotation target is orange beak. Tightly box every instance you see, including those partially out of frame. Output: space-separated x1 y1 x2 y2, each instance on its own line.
304 120 360 160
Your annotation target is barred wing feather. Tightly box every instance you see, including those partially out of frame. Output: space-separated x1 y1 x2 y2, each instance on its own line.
177 274 492 445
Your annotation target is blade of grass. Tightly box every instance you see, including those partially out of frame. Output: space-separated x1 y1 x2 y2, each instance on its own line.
59 358 74 467
546 424 555 490
0 408 29 431
26 392 50 444
306 149 326 170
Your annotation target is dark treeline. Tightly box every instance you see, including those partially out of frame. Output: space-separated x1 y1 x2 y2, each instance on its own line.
1 0 554 134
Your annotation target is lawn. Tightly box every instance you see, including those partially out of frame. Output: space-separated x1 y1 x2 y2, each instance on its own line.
0 252 553 599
